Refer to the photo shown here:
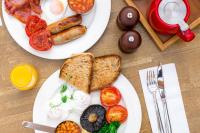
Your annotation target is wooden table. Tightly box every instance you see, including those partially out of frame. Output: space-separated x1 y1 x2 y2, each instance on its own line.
1 1 200 133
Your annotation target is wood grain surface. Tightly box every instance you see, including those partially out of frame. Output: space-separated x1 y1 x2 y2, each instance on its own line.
1 0 200 133
125 0 200 51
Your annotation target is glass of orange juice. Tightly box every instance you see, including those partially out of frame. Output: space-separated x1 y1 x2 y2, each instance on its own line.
10 64 38 91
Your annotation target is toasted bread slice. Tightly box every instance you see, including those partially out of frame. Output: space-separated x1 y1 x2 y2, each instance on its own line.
59 53 94 93
90 55 121 91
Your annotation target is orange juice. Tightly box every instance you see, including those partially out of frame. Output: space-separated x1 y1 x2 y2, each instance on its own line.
10 64 38 90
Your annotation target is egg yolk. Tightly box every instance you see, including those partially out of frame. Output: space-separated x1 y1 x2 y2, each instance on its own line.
50 0 64 15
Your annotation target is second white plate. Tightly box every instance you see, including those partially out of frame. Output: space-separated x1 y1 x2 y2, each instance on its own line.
33 70 142 133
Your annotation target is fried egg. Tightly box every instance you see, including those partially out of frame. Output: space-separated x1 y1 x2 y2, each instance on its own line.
41 0 68 24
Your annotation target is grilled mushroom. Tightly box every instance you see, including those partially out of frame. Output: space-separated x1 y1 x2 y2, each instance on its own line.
80 104 106 132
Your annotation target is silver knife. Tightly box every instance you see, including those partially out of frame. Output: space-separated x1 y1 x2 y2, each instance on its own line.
157 63 172 133
22 121 55 133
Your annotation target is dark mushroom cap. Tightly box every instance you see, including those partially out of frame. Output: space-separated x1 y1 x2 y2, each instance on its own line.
80 104 106 132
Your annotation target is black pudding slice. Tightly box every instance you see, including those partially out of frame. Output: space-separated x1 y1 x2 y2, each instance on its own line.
80 104 106 132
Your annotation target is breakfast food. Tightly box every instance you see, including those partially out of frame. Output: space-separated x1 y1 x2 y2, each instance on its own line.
47 14 82 35
95 122 121 133
100 86 121 107
52 25 87 45
80 104 106 132
41 0 68 23
119 30 142 53
90 55 121 91
117 6 140 30
48 84 91 120
5 0 42 23
29 29 53 51
25 14 87 50
106 105 128 123
56 120 81 133
25 15 54 51
60 53 94 93
29 0 42 14
25 15 47 37
60 54 121 92
10 64 38 91
68 0 95 14
45 53 128 133
5 0 92 51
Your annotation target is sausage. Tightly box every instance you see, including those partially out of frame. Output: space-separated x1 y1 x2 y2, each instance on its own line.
52 25 87 45
47 14 82 35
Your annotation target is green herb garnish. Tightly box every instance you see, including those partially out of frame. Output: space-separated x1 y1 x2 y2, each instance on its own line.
61 95 67 103
60 84 67 93
94 122 121 133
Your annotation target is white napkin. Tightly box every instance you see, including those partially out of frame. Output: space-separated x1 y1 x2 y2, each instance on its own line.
139 63 189 133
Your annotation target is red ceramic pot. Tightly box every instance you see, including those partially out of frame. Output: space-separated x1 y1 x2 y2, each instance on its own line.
148 0 195 42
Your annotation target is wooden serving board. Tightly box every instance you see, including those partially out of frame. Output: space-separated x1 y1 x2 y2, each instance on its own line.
125 0 200 51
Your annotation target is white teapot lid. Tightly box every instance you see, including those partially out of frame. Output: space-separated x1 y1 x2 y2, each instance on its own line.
158 0 187 25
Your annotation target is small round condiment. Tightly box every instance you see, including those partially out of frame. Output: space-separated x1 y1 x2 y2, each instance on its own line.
119 30 141 53
117 6 140 30
10 64 38 91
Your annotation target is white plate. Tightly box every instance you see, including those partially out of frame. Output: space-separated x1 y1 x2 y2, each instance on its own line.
33 70 142 133
2 0 111 59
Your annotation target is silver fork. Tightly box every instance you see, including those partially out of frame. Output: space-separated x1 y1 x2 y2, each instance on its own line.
147 70 165 133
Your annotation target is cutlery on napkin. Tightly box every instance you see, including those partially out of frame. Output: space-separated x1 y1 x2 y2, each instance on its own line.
157 63 172 133
139 63 190 133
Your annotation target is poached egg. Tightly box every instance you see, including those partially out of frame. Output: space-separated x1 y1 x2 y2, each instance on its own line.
47 85 91 121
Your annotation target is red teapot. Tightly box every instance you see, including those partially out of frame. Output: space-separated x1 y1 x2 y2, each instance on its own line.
148 0 195 42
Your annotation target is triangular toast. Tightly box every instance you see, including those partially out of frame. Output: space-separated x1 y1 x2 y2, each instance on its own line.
59 53 94 93
90 55 121 91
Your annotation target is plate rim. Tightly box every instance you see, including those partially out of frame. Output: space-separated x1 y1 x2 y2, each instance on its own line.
2 0 111 60
33 70 142 133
